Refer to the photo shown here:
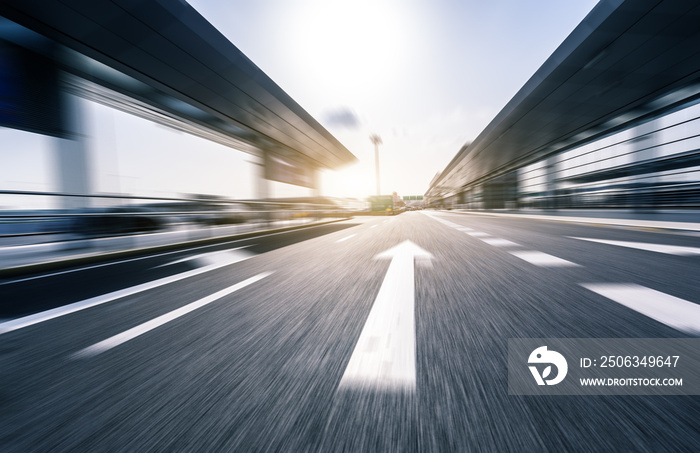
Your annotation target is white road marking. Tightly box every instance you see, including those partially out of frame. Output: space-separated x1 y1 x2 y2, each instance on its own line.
336 234 357 243
370 225 377 229
155 247 253 268
467 232 491 237
72 272 272 358
569 237 700 256
339 241 432 391
0 249 254 335
0 220 344 286
423 212 466 230
480 238 520 248
508 251 579 267
442 221 466 229
581 283 700 334
0 246 199 286
446 210 700 232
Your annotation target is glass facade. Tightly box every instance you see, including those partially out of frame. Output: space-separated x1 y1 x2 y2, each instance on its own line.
517 100 700 209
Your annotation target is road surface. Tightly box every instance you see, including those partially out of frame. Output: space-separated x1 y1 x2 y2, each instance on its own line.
1 211 699 451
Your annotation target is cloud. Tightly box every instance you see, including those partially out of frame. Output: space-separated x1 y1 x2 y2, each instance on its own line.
322 107 361 129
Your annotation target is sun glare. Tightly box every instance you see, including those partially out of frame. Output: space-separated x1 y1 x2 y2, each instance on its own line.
321 164 374 199
294 0 407 102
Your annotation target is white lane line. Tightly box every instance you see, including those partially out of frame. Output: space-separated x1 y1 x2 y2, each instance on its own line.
509 251 579 267
73 272 272 358
339 241 431 391
427 216 465 230
422 211 464 228
581 283 700 334
336 234 357 243
467 232 491 238
155 247 253 268
480 238 520 248
0 246 199 286
0 248 254 335
569 237 700 256
450 210 700 232
441 221 466 229
0 219 345 286
370 225 377 229
456 227 473 232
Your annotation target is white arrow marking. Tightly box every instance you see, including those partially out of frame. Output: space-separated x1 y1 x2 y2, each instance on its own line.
569 237 700 256
339 240 432 391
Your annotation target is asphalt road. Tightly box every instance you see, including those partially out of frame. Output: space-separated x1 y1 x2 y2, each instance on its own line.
1 211 699 452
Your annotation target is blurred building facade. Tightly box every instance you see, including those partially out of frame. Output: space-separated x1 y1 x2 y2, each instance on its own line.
426 0 700 211
0 0 356 212
519 103 700 209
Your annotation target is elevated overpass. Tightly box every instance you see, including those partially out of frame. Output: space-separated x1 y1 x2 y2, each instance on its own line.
0 0 356 203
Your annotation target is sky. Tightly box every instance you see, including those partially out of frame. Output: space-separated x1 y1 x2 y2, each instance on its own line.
0 0 600 207
186 0 600 199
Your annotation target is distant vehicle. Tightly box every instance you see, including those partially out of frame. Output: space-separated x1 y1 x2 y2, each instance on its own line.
369 195 394 214
196 203 253 226
71 207 163 237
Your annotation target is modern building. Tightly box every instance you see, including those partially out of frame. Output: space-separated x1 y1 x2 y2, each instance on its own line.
426 0 700 211
0 0 356 210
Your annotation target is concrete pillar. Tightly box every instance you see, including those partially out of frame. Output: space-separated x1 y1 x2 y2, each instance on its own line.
311 167 321 199
544 156 557 209
53 92 91 210
253 153 269 200
631 119 659 210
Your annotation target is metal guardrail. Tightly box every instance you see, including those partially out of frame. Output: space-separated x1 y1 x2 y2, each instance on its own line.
0 190 353 240
0 191 356 271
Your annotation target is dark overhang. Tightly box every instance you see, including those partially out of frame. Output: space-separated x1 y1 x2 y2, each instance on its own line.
0 0 357 169
429 0 700 196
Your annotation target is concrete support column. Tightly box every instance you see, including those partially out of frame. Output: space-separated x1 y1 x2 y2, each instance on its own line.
544 156 557 209
253 153 269 200
53 92 91 210
311 167 321 199
632 119 659 210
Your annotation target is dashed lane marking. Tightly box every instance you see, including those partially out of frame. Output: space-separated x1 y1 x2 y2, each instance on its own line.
425 211 578 267
0 251 254 336
569 237 700 256
508 251 579 267
73 272 273 358
425 212 700 334
581 283 700 334
480 238 520 248
421 212 465 230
